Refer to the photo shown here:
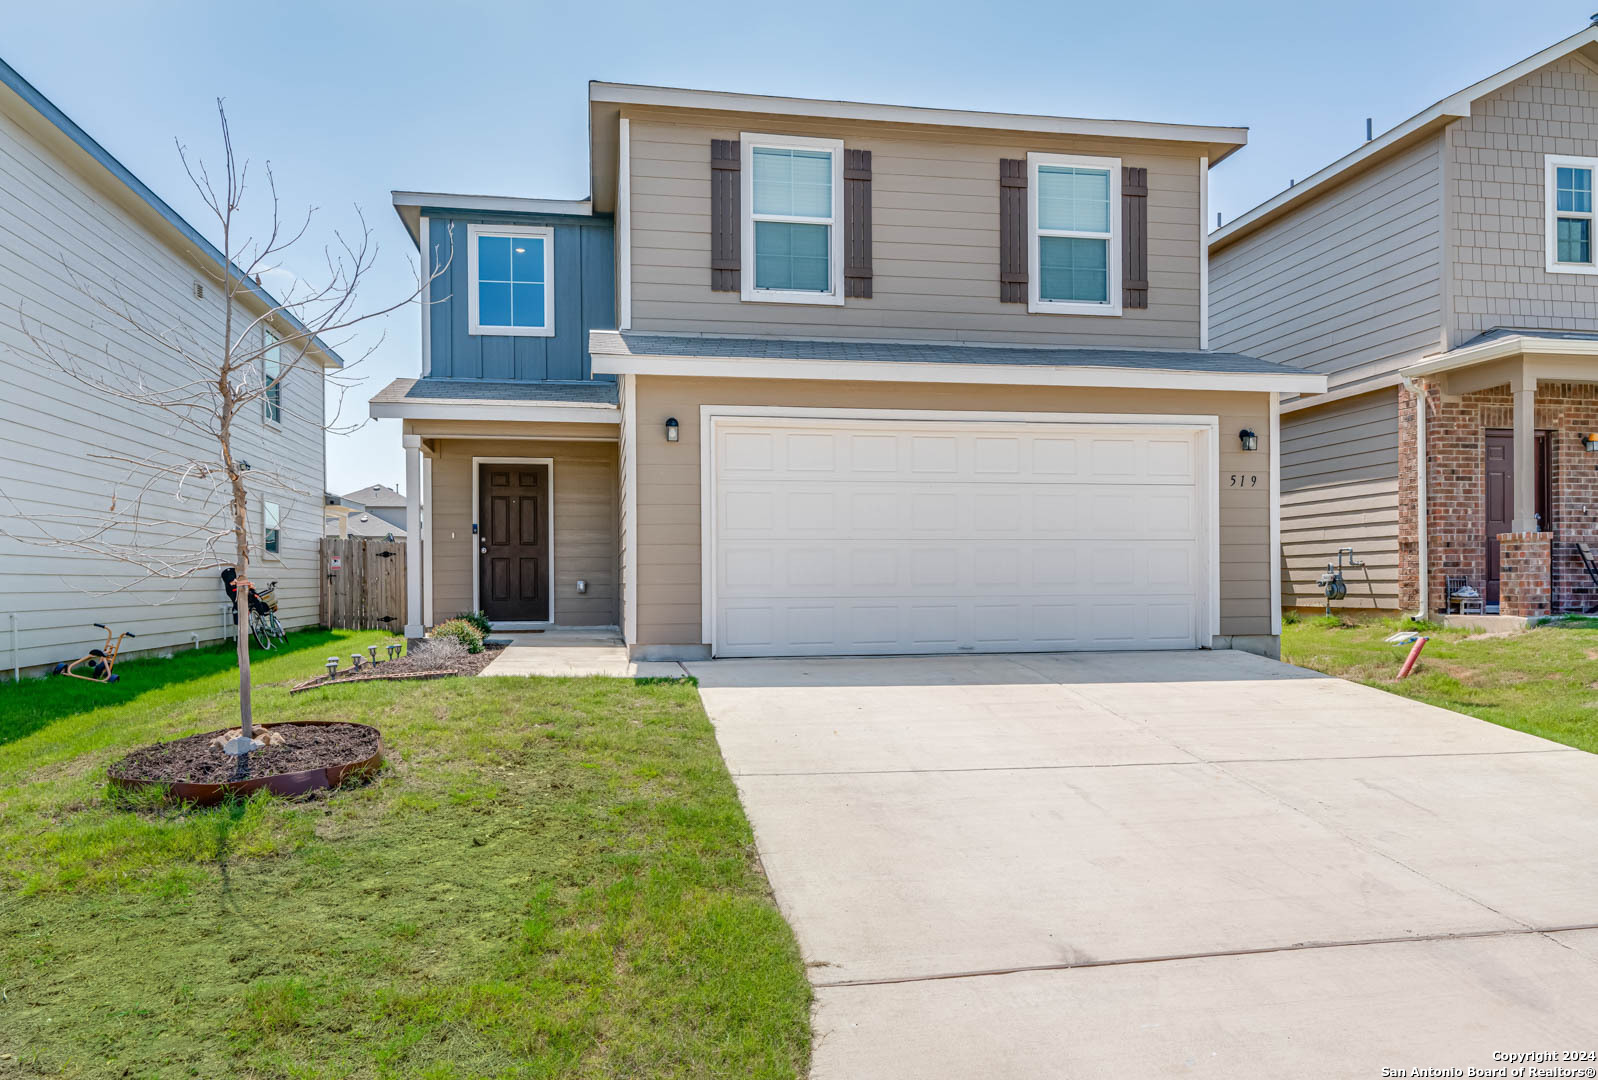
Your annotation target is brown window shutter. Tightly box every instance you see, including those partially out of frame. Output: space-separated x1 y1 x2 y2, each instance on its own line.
1122 166 1148 309
999 159 1027 303
710 139 740 291
843 149 872 298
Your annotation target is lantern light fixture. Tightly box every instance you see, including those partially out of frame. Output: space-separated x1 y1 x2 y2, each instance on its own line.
1583 432 1598 453
1239 428 1259 452
665 417 679 442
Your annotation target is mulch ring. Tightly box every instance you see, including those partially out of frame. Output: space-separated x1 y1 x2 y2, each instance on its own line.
289 641 506 694
108 722 382 786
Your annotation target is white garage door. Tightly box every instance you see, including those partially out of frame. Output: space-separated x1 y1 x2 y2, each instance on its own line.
708 417 1211 658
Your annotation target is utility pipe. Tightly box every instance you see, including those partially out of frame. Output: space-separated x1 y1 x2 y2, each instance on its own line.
8 612 16 683
1402 375 1429 621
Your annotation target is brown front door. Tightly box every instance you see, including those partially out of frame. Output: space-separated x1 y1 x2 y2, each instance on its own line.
1484 431 1550 607
478 463 550 623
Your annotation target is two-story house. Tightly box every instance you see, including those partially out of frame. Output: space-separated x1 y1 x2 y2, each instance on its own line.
0 56 340 678
373 83 1324 660
1212 23 1598 621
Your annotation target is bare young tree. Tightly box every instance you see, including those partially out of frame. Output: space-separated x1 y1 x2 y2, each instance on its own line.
1 101 446 774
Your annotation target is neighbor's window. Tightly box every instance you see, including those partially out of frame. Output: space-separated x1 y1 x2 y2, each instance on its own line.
467 224 554 335
1546 156 1598 274
262 330 282 424
1029 152 1121 315
742 135 843 305
264 501 280 555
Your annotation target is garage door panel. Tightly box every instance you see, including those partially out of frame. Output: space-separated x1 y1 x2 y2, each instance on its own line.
712 419 1208 657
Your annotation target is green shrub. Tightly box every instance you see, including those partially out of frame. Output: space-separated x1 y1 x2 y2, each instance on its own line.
454 610 493 636
1280 609 1302 626
432 618 484 654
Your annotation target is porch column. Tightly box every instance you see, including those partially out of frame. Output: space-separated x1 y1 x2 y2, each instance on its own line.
1511 381 1538 532
403 434 424 639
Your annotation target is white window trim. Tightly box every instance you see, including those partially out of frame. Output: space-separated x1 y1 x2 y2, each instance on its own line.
262 499 282 560
740 132 846 307
262 328 283 427
1545 155 1598 275
467 223 556 336
1027 151 1122 316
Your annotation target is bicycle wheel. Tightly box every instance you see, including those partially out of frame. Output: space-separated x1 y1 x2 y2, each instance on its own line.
268 614 285 641
251 613 272 650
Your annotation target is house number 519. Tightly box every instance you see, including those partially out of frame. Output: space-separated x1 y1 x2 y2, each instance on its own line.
1229 474 1259 487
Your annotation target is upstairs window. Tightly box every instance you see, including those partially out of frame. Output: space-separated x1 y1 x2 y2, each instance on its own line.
1546 156 1598 274
263 500 281 555
468 224 555 335
1028 153 1121 315
262 330 282 424
742 134 844 305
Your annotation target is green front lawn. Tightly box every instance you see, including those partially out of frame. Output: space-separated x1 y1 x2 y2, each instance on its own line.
0 630 810 1079
1282 612 1598 754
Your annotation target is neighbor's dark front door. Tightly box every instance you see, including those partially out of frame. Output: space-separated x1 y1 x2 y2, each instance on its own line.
1484 431 1549 607
478 463 549 622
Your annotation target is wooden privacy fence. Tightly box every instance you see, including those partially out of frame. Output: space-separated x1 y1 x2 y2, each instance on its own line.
320 537 405 631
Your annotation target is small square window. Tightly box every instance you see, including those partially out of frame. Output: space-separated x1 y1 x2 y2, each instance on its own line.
468 225 554 335
264 501 280 555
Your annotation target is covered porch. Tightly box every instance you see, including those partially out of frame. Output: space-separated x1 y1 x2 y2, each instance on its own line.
1401 331 1598 618
369 378 621 636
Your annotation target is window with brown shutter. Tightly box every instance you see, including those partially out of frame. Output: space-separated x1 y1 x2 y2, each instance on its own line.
710 139 740 291
999 158 1027 303
843 149 872 298
1121 166 1148 309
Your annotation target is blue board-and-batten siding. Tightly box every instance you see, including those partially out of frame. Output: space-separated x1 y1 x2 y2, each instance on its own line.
423 211 615 382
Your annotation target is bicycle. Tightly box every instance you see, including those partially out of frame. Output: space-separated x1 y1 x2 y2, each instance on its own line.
222 569 284 650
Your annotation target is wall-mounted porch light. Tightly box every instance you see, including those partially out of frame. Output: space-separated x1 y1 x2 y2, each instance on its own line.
1238 428 1259 452
665 417 679 442
1583 432 1598 453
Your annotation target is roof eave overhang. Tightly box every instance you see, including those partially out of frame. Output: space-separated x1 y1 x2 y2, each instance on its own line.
588 82 1247 213
368 399 621 423
590 351 1328 395
1400 334 1598 380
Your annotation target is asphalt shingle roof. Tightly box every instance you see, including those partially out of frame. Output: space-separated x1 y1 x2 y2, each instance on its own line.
590 331 1294 376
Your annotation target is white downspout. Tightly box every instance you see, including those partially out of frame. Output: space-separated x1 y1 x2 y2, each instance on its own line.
8 612 17 682
1403 375 1428 620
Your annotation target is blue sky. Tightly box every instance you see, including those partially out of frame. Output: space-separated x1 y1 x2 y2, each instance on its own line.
5 0 1587 493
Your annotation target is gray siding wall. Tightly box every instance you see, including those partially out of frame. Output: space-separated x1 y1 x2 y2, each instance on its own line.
0 100 325 675
1447 53 1598 345
626 108 1203 349
1211 137 1444 388
1280 388 1402 611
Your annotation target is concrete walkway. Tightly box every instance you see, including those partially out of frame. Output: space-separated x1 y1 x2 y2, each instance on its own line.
684 649 1598 1078
477 629 684 678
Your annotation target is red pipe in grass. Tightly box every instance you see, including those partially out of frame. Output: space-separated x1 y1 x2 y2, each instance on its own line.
1397 636 1429 679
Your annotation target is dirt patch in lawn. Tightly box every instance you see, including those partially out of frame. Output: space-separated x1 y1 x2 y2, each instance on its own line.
290 641 506 693
109 722 381 784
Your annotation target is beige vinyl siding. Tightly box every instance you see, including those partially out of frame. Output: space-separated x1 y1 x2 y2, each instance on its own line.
423 438 619 626
1447 53 1598 345
1210 136 1444 387
1280 388 1402 611
0 98 324 676
625 107 1202 349
632 376 1271 648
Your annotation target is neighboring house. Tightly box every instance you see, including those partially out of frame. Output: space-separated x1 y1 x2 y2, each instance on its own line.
372 83 1323 659
341 483 407 530
1211 23 1598 619
0 57 340 678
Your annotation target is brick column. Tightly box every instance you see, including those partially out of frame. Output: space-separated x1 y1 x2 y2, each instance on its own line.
1498 531 1552 617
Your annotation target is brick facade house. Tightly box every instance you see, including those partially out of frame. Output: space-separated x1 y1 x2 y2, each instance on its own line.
1212 26 1598 621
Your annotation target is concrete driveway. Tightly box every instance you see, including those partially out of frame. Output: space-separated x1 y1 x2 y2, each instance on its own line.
684 649 1598 1079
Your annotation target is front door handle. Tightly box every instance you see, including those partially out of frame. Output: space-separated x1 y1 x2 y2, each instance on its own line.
480 547 487 555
